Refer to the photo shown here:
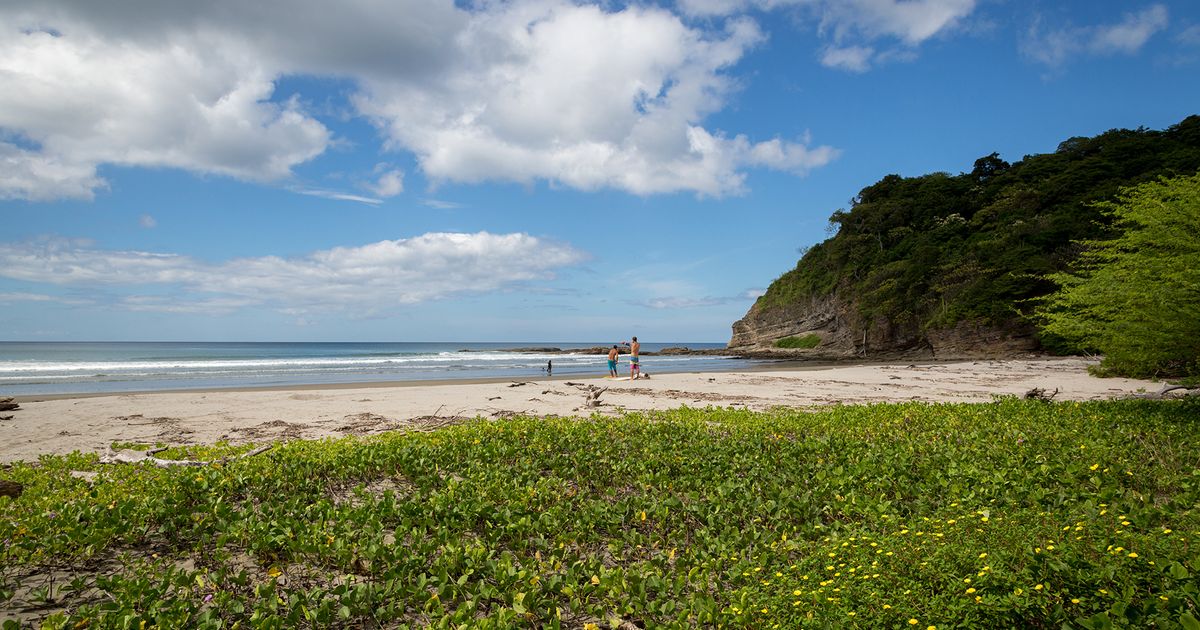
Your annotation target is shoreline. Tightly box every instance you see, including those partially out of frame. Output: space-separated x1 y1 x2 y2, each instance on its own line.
0 357 1163 464
10 356 1055 403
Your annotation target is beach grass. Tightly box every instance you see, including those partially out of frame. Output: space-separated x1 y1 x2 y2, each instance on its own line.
2 399 1199 628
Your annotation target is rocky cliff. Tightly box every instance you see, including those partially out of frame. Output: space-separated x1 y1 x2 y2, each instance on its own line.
728 292 1039 359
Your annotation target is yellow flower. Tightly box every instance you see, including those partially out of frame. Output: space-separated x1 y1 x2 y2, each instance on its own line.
1090 463 1099 470
591 575 600 585
1071 599 1081 604
928 626 937 630
267 567 282 578
584 624 599 630
1128 552 1138 558
966 588 976 594
909 619 919 625
978 552 987 558
1034 584 1043 591
883 604 892 609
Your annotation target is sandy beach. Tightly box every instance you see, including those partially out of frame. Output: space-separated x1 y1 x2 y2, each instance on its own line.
0 357 1163 464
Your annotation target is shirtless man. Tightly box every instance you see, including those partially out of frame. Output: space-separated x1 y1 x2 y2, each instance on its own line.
628 336 640 380
606 345 619 377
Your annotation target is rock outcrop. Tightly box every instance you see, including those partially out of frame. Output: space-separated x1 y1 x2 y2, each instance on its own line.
728 292 1038 360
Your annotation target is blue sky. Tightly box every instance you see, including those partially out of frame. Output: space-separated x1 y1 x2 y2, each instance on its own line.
2 0 1198 343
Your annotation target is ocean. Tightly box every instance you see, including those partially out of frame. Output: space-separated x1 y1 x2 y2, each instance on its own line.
0 341 754 396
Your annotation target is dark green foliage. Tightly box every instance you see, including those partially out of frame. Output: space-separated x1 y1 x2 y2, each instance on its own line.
757 116 1200 341
1036 173 1200 378
774 334 821 349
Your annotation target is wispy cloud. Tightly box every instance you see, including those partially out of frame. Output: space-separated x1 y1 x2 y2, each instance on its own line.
1022 4 1169 68
0 233 588 315
0 291 91 305
630 287 763 309
138 214 157 228
680 0 978 73
294 188 382 205
421 198 465 209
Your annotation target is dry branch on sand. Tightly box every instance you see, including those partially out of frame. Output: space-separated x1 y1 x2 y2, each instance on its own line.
1024 387 1059 402
1126 384 1197 400
99 444 273 468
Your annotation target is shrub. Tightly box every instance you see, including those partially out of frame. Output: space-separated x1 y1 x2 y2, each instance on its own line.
775 333 821 349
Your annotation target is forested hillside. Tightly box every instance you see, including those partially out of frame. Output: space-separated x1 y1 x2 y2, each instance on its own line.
734 115 1200 357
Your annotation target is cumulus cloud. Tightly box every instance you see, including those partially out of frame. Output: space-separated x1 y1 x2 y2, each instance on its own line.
0 233 587 314
0 15 330 200
370 168 404 198
678 0 976 72
0 0 836 200
355 4 835 196
1022 4 1169 67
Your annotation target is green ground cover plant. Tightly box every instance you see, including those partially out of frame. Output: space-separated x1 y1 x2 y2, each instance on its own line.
2 399 1199 628
774 334 822 349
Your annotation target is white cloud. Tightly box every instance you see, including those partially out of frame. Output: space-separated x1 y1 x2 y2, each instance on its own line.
355 4 835 196
296 188 382 205
637 296 729 309
139 214 156 228
370 169 404 197
1022 5 1169 67
0 291 90 305
679 0 976 72
0 15 330 200
421 199 465 209
820 45 875 72
0 233 588 313
1091 4 1169 53
0 0 837 200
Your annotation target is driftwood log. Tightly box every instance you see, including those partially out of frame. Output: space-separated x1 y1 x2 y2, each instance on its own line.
585 386 608 408
1128 385 1196 400
0 396 18 412
1024 387 1059 402
0 480 23 499
100 444 273 468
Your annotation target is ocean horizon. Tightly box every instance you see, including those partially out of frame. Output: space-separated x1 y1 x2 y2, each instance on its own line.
0 341 754 396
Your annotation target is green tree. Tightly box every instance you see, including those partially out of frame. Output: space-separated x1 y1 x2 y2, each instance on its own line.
1036 171 1200 378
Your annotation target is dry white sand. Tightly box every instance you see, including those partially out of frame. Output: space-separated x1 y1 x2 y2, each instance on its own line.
0 357 1162 463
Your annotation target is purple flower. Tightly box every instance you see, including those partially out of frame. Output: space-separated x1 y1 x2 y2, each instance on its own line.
203 594 213 603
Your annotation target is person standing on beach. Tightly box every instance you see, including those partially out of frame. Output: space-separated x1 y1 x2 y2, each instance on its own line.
607 345 619 378
628 336 641 380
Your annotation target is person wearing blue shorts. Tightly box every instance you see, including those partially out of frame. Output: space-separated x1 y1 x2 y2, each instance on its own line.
607 345 619 377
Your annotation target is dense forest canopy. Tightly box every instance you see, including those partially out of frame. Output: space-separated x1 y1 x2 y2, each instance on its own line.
757 115 1200 348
